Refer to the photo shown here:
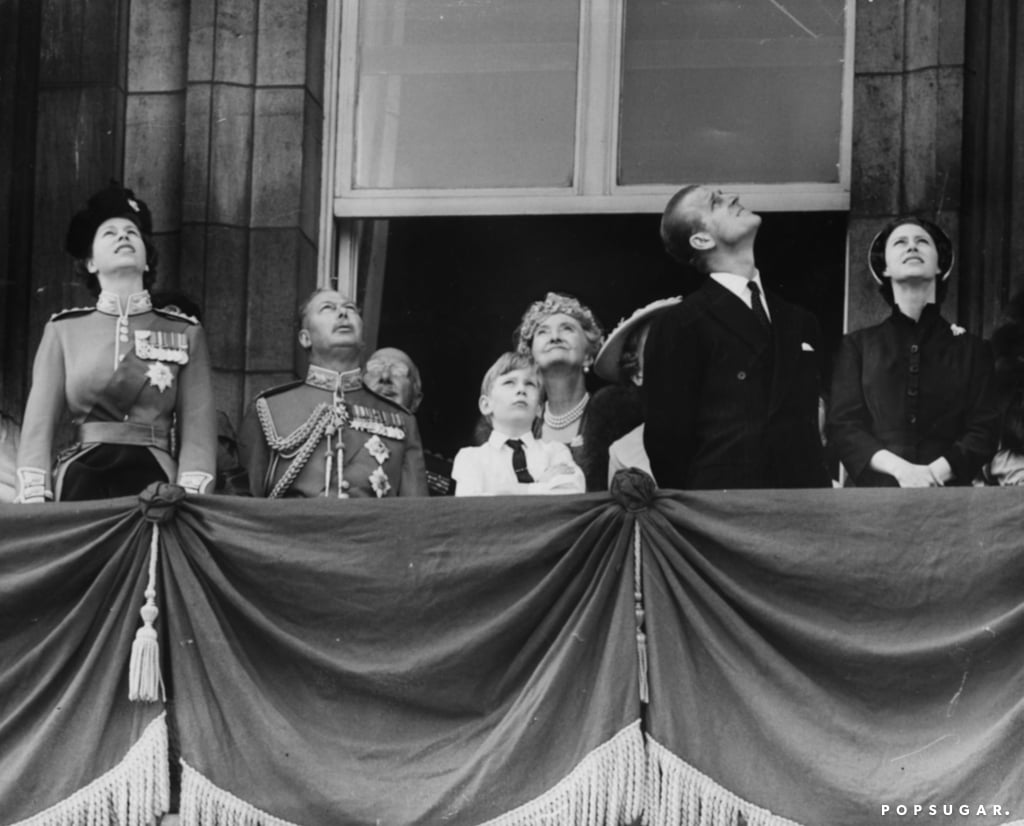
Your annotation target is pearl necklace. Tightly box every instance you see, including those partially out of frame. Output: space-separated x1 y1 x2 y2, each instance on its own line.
544 393 590 430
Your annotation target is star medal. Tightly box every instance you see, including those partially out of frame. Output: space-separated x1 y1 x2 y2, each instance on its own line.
369 466 391 498
146 362 174 392
365 434 390 465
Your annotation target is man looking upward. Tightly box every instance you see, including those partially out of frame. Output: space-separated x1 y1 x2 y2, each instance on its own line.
240 288 428 498
642 186 830 490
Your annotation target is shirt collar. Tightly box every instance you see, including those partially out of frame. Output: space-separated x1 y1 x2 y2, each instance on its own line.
95 290 152 317
488 428 537 450
710 270 764 300
305 364 363 393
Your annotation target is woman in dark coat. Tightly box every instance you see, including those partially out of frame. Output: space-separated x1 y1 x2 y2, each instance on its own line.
15 183 217 502
827 217 1000 486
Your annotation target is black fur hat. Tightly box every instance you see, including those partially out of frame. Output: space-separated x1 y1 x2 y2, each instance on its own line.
65 181 152 260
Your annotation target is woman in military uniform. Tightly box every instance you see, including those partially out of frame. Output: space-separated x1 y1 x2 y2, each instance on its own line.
828 217 1000 486
15 183 217 502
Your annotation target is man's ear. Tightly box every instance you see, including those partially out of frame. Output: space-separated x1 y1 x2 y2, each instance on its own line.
689 232 715 252
298 329 312 350
478 394 493 417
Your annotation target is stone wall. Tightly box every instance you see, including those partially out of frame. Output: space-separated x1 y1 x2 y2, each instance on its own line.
849 0 967 333
0 0 325 427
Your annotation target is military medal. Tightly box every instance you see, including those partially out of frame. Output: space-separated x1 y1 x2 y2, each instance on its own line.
146 362 174 392
369 466 391 498
135 330 189 364
349 404 406 440
364 435 390 465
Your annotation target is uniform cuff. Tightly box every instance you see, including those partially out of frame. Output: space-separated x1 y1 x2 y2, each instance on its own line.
178 471 214 494
16 467 53 503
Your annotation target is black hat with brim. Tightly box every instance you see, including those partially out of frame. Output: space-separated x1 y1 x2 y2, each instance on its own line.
867 217 955 284
65 181 152 260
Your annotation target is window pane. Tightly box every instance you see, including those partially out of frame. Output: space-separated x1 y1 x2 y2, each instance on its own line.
354 0 580 190
619 0 846 185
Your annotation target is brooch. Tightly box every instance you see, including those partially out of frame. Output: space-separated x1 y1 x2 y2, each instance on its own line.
365 434 390 465
146 362 174 392
369 466 391 498
950 324 966 337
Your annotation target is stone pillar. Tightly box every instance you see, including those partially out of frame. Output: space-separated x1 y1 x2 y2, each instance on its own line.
961 0 1024 336
26 0 131 364
180 0 326 427
123 0 190 293
848 0 967 333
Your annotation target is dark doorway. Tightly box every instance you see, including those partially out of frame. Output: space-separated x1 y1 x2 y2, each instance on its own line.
372 212 847 460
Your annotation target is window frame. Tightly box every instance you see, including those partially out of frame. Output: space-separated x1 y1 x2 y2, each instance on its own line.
318 0 856 288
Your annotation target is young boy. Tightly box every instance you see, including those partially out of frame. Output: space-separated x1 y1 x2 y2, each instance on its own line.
452 353 585 496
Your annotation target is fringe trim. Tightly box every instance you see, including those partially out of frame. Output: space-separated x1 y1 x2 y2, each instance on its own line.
11 713 170 826
645 734 805 826
179 762 303 826
478 720 646 826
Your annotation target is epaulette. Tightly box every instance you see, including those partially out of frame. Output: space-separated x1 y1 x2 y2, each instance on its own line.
153 306 200 325
50 306 95 322
255 379 305 400
362 383 412 415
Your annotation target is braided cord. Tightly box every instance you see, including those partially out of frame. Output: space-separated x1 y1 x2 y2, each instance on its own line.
256 398 331 454
256 398 334 498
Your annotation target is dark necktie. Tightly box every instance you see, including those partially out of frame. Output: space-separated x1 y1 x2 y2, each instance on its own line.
506 439 534 483
748 281 771 332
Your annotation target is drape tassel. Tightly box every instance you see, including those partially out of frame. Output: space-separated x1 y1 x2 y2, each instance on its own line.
645 734 806 826
129 523 165 703
479 720 646 826
179 762 303 826
12 713 170 826
633 521 649 705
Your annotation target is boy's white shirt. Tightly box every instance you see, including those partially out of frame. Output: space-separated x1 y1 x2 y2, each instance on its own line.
452 428 585 496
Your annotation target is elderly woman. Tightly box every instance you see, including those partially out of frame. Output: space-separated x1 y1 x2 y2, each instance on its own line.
515 292 604 453
15 183 217 502
827 217 1000 487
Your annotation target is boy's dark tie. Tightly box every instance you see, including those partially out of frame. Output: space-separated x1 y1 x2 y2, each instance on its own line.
506 439 534 483
748 281 771 331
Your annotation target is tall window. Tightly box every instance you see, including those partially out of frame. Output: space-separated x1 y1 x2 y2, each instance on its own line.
327 0 852 221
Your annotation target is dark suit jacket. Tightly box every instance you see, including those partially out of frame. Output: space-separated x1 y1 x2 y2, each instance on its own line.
642 277 830 490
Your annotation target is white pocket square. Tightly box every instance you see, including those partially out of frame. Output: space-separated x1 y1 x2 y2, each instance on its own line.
801 342 815 352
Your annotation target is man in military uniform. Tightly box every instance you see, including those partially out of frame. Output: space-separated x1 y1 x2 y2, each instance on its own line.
239 288 428 498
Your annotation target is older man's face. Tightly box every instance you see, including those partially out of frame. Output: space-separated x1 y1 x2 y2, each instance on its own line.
680 186 761 250
300 290 364 356
365 348 421 412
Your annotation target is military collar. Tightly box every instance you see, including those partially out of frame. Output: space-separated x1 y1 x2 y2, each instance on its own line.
96 290 152 317
305 364 363 393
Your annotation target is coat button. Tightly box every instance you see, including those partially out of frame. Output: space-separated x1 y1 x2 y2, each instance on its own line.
910 344 919 353
737 371 747 380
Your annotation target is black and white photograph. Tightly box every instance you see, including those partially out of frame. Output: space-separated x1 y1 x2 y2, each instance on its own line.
2 1 1023 824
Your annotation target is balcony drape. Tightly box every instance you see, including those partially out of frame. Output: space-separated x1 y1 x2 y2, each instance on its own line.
2 477 1024 826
